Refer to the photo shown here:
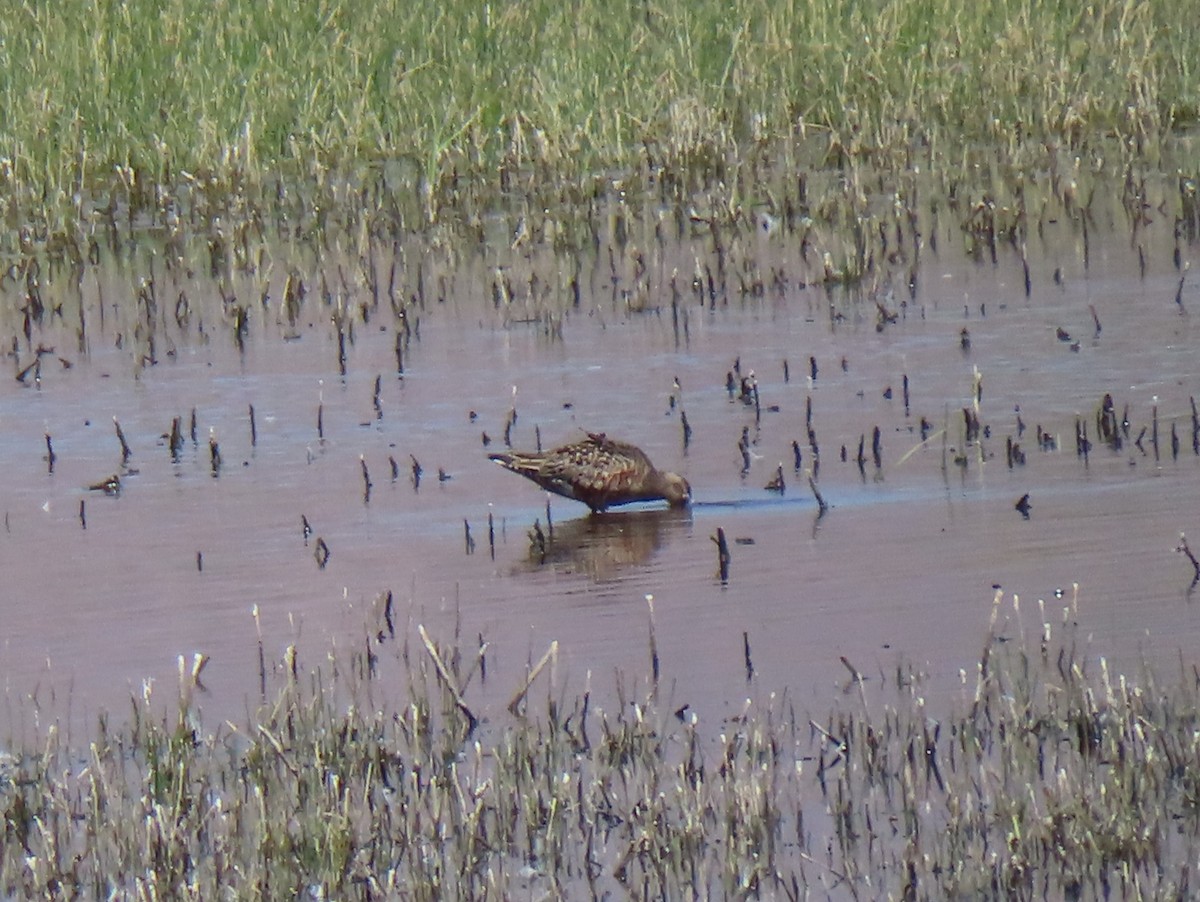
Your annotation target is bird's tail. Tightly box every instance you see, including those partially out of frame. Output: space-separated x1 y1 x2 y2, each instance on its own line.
487 451 544 479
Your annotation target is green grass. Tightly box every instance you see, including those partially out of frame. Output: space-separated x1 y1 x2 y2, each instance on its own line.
1 0 1196 230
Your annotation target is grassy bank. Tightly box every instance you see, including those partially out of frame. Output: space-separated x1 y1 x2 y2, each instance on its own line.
2 0 1197 232
1 595 1198 898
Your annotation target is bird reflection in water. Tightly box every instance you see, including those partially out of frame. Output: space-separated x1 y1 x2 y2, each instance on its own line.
518 508 691 581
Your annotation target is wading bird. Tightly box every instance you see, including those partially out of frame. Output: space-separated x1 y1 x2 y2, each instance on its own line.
489 432 691 513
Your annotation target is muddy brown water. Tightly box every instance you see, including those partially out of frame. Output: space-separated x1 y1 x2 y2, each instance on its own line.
1 193 1198 740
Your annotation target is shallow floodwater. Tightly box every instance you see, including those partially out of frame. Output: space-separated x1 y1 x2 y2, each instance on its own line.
1 187 1198 738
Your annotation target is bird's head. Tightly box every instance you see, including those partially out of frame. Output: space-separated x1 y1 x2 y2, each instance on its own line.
662 472 692 507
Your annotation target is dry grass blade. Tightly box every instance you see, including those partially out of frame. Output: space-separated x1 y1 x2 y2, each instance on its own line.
418 623 478 731
507 640 558 715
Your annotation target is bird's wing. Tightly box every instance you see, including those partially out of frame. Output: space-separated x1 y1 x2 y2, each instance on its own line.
558 437 649 496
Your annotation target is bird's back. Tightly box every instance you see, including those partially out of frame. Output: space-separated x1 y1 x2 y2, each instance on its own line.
490 433 658 511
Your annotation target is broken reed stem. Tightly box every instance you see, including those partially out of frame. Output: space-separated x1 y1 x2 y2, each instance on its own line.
169 416 183 458
258 724 301 779
646 595 659 688
712 527 731 582
808 473 828 515
418 624 478 733
1177 533 1200 585
454 632 490 690
1192 397 1199 455
507 640 558 715
253 605 266 701
764 463 785 493
114 416 131 460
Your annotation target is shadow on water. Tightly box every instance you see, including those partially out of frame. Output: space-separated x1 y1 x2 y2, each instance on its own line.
516 507 692 580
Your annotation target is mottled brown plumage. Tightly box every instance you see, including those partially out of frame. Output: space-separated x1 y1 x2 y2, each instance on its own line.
489 432 691 512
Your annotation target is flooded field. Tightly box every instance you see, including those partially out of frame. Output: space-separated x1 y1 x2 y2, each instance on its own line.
1 173 1198 738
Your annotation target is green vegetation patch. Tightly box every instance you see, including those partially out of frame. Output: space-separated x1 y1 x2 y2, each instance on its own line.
1 0 1196 229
